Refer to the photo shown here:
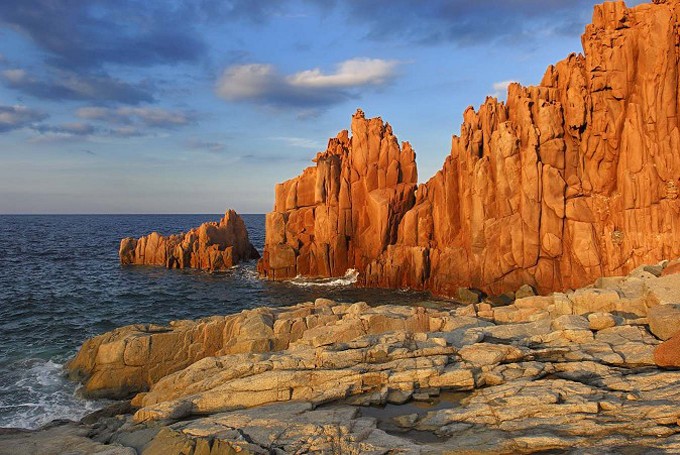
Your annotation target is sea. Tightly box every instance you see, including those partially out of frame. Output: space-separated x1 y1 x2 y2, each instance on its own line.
0 214 446 429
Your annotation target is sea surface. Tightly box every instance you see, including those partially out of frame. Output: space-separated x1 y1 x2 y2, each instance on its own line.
0 214 447 429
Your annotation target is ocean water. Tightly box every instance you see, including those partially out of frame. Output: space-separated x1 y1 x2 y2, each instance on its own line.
0 214 445 429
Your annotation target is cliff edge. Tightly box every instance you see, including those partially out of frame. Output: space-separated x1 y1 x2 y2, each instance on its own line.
259 0 680 296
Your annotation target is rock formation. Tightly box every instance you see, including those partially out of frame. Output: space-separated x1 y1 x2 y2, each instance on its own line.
257 109 418 281
59 259 680 454
259 0 680 296
119 210 259 272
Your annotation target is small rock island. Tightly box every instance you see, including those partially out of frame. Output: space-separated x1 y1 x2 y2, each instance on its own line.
119 209 260 272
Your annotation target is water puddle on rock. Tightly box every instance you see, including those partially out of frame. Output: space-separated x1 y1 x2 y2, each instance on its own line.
354 391 468 444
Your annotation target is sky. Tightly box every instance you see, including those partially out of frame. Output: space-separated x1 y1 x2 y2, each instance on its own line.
0 0 646 214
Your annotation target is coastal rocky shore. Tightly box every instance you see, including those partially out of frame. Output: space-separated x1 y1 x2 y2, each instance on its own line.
6 1 680 454
259 0 680 296
119 210 260 272
3 258 680 454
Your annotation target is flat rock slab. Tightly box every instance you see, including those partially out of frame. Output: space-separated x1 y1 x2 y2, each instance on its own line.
0 422 134 455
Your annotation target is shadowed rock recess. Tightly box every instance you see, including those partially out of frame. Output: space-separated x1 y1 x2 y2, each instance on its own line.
119 209 260 272
258 0 680 296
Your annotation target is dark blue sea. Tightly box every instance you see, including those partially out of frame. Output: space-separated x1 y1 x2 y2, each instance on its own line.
0 214 443 429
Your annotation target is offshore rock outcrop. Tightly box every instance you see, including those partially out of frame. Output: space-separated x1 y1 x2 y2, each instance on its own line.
259 0 680 296
119 210 259 272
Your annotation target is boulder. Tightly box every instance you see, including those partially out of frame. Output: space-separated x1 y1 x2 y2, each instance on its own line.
648 304 680 341
654 334 680 368
587 312 619 331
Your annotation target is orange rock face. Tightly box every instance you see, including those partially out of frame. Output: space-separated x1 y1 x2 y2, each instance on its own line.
120 210 259 272
654 333 680 368
259 0 680 296
257 109 418 280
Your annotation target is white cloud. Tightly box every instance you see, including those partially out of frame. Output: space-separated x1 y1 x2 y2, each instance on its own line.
215 58 400 109
76 107 109 120
287 58 399 88
270 136 323 149
216 64 280 101
0 105 48 132
490 80 517 99
2 69 26 83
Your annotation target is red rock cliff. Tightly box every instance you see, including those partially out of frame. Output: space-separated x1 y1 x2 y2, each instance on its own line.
259 0 680 295
120 210 260 272
257 109 417 280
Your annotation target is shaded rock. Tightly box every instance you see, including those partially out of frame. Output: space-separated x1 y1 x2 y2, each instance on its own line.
515 284 536 300
645 274 680 306
648 304 680 341
120 210 259 272
0 421 135 455
587 312 619 331
457 287 483 305
140 403 426 455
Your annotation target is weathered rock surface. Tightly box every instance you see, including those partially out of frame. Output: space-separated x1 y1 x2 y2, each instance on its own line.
259 0 680 296
655 333 680 368
119 210 259 272
59 258 680 453
61 289 680 452
66 298 481 399
0 421 135 455
257 109 418 281
648 304 680 340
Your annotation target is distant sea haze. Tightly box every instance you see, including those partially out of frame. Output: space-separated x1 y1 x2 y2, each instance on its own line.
0 214 443 429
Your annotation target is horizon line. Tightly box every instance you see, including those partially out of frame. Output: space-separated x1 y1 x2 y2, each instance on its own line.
0 212 267 216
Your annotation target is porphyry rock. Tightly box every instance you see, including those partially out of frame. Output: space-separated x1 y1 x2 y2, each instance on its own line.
66 299 483 399
648 304 680 340
259 0 680 297
655 333 680 368
61 276 680 454
119 209 259 272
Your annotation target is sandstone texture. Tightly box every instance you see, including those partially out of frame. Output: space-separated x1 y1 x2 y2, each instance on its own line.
119 210 259 272
59 259 680 454
259 0 680 296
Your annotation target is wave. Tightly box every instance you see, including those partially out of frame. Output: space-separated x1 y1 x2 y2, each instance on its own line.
0 359 106 430
286 269 359 287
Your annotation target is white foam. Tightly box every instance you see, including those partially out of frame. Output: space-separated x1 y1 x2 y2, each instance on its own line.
287 269 359 287
0 358 106 430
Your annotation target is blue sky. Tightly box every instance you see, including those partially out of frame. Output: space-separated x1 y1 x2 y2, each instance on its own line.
0 0 645 214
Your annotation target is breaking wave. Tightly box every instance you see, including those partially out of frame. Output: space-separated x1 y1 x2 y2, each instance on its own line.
0 358 106 429
287 269 359 287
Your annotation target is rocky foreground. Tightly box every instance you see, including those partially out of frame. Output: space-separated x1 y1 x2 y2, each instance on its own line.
2 260 680 454
119 209 260 272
